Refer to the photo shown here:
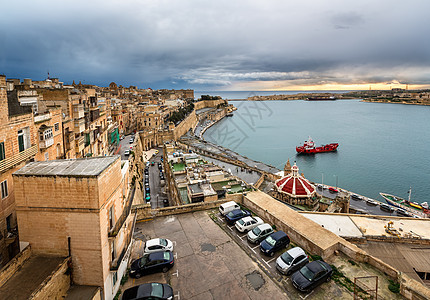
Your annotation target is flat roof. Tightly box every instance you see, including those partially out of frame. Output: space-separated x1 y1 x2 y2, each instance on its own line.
301 213 363 238
14 156 119 177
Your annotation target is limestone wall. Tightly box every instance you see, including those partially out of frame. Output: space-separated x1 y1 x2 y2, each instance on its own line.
172 110 197 140
0 244 31 287
194 99 226 110
30 257 71 300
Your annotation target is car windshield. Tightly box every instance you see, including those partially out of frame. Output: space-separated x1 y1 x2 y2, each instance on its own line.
160 238 167 246
150 283 163 297
163 252 171 260
252 226 262 235
139 256 148 266
237 219 245 225
265 236 276 247
300 266 315 281
281 252 294 265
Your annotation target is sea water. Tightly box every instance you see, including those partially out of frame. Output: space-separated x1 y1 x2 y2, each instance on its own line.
203 99 430 203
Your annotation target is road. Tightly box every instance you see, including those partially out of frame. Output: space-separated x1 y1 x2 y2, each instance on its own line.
145 147 169 209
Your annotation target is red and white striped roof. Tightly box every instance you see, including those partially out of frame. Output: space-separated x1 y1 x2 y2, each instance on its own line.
275 163 315 198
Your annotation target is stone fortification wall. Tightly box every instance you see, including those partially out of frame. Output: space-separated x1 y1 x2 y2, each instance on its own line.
194 99 226 110
29 257 71 300
0 244 31 287
243 191 430 300
172 110 197 140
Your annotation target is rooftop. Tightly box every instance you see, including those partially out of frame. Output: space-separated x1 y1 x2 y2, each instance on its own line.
14 156 119 177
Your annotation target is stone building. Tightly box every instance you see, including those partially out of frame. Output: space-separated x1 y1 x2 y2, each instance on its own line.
0 75 38 267
33 108 64 161
13 156 135 300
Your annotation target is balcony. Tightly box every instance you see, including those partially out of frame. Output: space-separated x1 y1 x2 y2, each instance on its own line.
39 137 54 149
75 136 85 153
0 144 37 173
74 118 85 133
72 104 84 119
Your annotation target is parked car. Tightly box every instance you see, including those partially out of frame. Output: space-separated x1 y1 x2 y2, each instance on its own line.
329 187 339 193
144 168 149 175
155 150 159 154
163 199 169 207
276 247 309 275
260 231 290 257
145 187 150 193
235 216 264 233
158 162 162 169
129 251 174 278
129 139 134 144
124 150 130 156
291 260 333 293
247 223 274 244
225 209 251 225
145 195 151 201
219 201 240 216
144 238 174 254
146 162 150 167
121 282 173 300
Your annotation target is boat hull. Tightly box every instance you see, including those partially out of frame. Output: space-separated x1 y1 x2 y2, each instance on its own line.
296 143 339 154
380 193 428 218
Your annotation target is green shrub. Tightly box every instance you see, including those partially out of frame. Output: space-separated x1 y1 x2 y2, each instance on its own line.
310 254 322 261
348 259 357 266
114 289 122 300
388 279 400 293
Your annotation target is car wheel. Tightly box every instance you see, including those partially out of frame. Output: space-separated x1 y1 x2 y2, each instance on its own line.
135 273 141 279
162 267 169 273
326 276 331 282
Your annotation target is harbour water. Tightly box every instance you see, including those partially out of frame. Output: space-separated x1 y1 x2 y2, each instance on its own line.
203 99 430 204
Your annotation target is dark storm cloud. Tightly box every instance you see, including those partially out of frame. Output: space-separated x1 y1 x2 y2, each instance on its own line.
1 0 430 89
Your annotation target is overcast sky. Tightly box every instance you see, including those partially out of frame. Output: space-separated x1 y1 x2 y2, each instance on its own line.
1 0 430 90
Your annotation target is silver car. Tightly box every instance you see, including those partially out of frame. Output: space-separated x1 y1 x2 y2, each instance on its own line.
276 247 309 275
247 223 274 244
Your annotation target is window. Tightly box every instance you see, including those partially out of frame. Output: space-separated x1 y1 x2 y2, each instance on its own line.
44 152 49 161
6 214 12 231
54 123 59 131
112 271 118 287
109 206 114 229
1 180 8 199
111 240 116 261
0 142 5 161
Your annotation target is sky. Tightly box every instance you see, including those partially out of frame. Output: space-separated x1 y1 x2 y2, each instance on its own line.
1 0 430 91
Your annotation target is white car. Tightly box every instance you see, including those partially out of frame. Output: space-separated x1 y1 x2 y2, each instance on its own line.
124 150 130 156
276 247 309 275
144 238 174 254
235 216 264 233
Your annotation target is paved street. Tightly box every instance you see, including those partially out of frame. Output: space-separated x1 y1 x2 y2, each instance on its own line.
145 147 169 209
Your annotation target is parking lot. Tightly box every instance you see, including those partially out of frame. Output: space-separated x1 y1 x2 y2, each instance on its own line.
212 209 352 300
123 211 289 299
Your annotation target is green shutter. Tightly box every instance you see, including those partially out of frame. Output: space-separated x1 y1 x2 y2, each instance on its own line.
18 135 24 152
0 142 5 160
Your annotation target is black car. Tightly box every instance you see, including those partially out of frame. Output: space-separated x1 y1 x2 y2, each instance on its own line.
158 162 162 169
145 187 150 193
291 260 333 292
260 231 290 257
145 177 149 184
224 209 251 225
144 168 149 175
163 199 169 207
129 251 174 278
122 282 173 300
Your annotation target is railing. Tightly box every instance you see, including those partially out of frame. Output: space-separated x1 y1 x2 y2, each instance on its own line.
0 145 37 173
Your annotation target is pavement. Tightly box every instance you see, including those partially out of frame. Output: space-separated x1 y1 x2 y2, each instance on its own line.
122 211 289 300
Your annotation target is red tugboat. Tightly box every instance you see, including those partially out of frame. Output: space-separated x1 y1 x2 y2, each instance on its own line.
296 137 339 154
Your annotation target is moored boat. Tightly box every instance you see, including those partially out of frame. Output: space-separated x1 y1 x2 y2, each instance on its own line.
296 137 339 154
380 191 429 218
